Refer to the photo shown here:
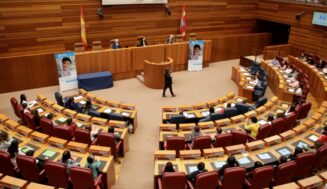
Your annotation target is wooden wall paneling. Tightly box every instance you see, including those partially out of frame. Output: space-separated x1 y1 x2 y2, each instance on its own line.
257 0 327 59
165 42 188 65
203 40 212 67
0 0 258 57
0 54 58 93
211 33 271 62
131 45 166 71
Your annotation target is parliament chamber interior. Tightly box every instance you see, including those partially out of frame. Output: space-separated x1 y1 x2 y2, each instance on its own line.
1 0 327 189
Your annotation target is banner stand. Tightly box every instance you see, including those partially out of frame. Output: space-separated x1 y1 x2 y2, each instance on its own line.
188 40 204 71
54 52 78 93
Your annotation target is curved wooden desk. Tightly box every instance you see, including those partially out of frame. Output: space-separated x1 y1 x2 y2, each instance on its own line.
144 57 173 89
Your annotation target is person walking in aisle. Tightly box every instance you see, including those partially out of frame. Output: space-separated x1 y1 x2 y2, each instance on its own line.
162 68 176 97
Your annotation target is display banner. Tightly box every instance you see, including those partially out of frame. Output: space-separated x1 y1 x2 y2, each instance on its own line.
188 40 204 71
54 52 78 92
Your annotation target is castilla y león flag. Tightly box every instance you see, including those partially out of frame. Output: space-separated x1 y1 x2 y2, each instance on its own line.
180 5 186 40
80 5 87 49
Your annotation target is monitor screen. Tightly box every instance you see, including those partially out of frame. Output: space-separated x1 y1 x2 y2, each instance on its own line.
312 12 327 27
102 0 167 5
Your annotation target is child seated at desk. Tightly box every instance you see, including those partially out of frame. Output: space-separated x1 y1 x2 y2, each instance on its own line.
191 126 202 141
161 161 175 175
188 162 208 184
85 124 99 141
66 118 77 136
108 127 121 141
0 131 13 152
85 155 102 179
60 150 80 174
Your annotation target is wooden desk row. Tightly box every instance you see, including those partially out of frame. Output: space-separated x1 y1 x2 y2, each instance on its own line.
0 119 116 188
75 40 212 75
0 175 56 189
31 97 130 155
288 55 327 104
261 61 297 103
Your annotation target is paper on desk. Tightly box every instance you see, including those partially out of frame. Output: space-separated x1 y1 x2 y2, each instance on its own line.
288 88 295 93
297 142 308 148
246 86 254 89
258 120 267 125
238 157 250 164
188 166 198 173
201 111 210 117
57 117 67 122
104 108 112 114
74 96 83 101
308 135 318 141
43 150 56 157
183 112 195 118
79 100 86 105
258 153 271 160
214 162 225 168
37 108 44 113
278 148 291 156
121 112 131 117
236 98 244 102
28 100 37 108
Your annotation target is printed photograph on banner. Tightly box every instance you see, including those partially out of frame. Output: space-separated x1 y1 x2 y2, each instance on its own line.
54 52 78 92
188 40 204 71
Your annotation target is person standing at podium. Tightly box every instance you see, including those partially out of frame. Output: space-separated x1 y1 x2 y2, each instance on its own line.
162 69 175 97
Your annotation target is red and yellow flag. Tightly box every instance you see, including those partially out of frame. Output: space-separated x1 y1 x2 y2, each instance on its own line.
80 5 87 49
180 5 186 40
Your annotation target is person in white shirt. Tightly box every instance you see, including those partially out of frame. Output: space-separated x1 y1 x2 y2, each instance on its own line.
295 86 303 95
285 65 293 74
323 65 327 74
289 79 299 88
271 58 281 68
0 131 13 152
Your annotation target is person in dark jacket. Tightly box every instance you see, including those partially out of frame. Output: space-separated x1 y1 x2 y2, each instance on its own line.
162 69 175 97
187 162 207 184
218 155 240 178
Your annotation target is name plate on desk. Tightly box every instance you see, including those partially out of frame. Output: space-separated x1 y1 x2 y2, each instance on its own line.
154 150 176 160
225 144 245 155
293 124 307 134
4 120 20 130
264 135 281 147
203 148 224 158
215 119 231 126
16 126 33 137
280 130 296 141
180 150 201 159
47 137 67 148
159 124 176 131
108 120 126 129
89 145 111 157
246 140 265 151
30 131 49 143
67 141 88 153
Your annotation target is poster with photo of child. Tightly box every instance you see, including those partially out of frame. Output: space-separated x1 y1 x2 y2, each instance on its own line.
188 40 204 71
54 52 78 92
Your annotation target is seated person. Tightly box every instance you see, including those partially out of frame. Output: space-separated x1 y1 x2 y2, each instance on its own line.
289 147 303 161
323 64 327 74
108 127 121 141
285 103 297 116
161 161 175 175
191 126 202 141
271 58 281 68
266 114 274 125
60 150 80 174
285 64 294 74
85 155 102 179
20 94 28 105
218 155 239 178
187 162 208 184
7 139 22 168
247 161 263 178
274 155 288 172
31 109 41 126
244 117 260 138
112 38 121 49
0 131 13 151
295 85 303 96
82 99 92 114
22 102 30 113
137 37 147 47
288 77 300 88
66 118 77 136
216 127 223 135
304 141 323 153
276 112 286 119
85 124 99 141
317 125 327 145
25 150 44 170
166 34 174 44
64 97 76 110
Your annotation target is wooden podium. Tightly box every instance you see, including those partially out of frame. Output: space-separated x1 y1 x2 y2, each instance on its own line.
144 57 173 89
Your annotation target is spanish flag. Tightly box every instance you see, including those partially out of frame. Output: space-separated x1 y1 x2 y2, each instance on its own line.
80 5 87 49
180 5 186 40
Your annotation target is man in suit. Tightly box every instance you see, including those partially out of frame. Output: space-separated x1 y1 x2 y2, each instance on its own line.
162 68 175 97
112 39 121 49
187 162 208 184
137 37 147 47
166 34 174 44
